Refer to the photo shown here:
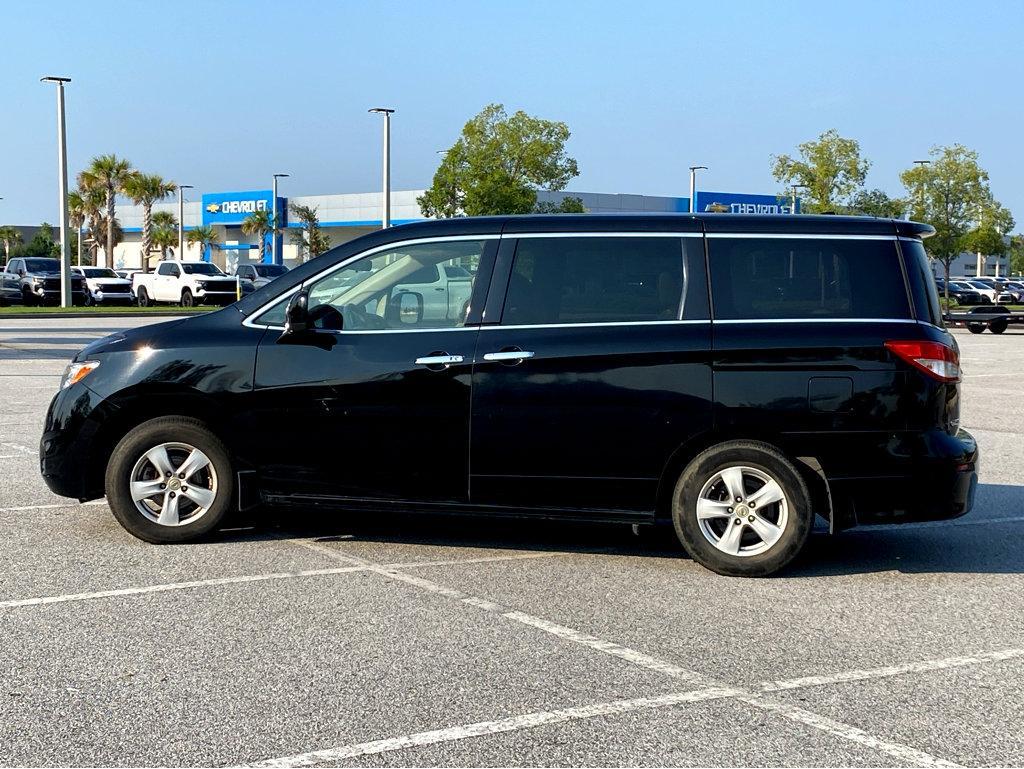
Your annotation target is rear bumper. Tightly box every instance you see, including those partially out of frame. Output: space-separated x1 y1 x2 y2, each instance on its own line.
826 429 978 527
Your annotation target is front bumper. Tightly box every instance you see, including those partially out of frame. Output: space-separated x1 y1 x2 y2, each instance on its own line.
93 291 134 304
196 290 239 306
39 383 115 501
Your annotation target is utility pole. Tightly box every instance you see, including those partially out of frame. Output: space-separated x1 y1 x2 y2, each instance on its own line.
177 184 193 260
41 76 72 307
688 166 707 213
369 108 395 228
272 173 289 265
789 183 808 215
913 160 931 217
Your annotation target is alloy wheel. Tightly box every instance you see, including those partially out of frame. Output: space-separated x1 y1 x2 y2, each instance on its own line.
129 441 218 526
695 465 789 557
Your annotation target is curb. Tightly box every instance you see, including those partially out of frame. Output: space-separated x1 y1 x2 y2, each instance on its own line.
0 311 209 320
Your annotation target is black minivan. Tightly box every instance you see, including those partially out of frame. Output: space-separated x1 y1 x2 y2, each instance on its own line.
40 214 977 576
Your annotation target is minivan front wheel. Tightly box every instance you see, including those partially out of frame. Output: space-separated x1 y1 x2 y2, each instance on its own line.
672 441 813 577
105 417 234 543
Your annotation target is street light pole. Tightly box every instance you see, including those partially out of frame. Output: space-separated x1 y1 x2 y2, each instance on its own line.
41 76 72 307
176 184 193 260
369 108 395 228
789 183 808 215
272 173 289 265
913 160 931 216
688 166 707 213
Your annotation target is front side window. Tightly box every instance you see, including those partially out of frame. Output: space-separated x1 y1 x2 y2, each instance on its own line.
256 239 488 329
708 238 911 320
501 237 686 326
157 263 179 277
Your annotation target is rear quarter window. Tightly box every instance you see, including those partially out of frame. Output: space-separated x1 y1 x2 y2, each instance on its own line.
708 237 911 320
899 239 943 326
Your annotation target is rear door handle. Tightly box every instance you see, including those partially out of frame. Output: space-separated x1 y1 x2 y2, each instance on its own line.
483 350 535 362
414 354 464 366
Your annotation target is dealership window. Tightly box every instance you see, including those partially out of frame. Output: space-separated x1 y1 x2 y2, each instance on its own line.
708 238 911 320
255 239 488 330
501 237 689 325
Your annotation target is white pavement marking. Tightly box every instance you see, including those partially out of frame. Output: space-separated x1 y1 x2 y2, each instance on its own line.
760 648 1024 692
854 514 1024 532
0 441 36 456
0 499 107 513
0 552 568 610
283 537 963 767
737 695 961 768
240 687 743 768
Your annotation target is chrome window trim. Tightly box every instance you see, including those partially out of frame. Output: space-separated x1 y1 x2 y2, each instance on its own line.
712 318 918 325
506 232 703 239
242 234 500 330
705 233 899 240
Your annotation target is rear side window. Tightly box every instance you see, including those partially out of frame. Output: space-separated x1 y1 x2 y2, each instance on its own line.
899 239 943 326
502 237 688 325
708 238 911 320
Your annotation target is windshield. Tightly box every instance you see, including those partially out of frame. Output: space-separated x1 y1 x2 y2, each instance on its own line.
84 268 119 278
181 262 226 276
968 281 990 289
25 258 60 272
255 265 288 277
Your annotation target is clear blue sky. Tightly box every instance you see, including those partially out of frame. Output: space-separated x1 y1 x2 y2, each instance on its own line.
5 0 1022 228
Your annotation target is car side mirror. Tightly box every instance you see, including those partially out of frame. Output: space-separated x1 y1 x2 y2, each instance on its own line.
390 291 424 325
284 289 310 334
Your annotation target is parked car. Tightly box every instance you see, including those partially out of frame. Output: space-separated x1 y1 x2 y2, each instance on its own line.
996 280 1024 303
936 279 984 306
71 266 134 305
955 279 1015 305
115 268 143 283
132 260 241 307
40 214 977 577
0 257 87 306
233 263 289 289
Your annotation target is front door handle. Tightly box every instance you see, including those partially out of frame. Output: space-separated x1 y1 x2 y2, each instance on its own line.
483 350 535 362
414 353 464 367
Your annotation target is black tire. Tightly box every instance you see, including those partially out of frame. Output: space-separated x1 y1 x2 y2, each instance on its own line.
105 416 234 544
83 292 94 307
671 440 813 577
136 286 150 307
181 288 194 307
21 288 37 307
968 323 985 334
990 318 1008 334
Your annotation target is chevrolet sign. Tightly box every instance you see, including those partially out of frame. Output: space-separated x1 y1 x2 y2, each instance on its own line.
201 190 284 227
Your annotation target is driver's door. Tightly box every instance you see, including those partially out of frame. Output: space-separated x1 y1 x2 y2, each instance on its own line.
251 236 497 505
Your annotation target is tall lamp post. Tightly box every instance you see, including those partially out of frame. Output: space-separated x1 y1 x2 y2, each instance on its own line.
176 184 193 260
369 108 395 228
789 183 808 215
271 173 289 265
41 76 72 307
688 166 707 213
912 160 931 217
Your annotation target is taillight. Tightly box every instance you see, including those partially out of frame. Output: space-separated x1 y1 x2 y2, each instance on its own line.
884 340 960 382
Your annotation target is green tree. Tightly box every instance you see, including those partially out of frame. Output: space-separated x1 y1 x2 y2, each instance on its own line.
418 104 579 217
77 154 134 267
0 226 23 262
122 173 176 272
771 129 870 213
1008 235 1024 277
186 225 218 262
900 145 1013 295
150 210 178 261
241 209 273 263
533 196 587 214
848 188 906 219
288 203 331 261
961 203 1014 275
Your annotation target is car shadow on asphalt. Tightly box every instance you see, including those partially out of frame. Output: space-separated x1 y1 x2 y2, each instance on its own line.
222 482 1023 577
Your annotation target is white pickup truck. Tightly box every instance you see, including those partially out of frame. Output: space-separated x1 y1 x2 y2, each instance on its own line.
132 260 242 307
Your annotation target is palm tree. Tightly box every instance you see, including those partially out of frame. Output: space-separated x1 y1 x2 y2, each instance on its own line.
0 226 23 262
77 154 133 268
150 210 178 263
122 173 176 273
289 203 330 261
85 215 124 265
186 225 218 262
241 209 273 263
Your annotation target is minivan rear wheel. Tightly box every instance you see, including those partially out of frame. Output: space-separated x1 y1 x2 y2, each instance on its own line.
672 441 813 577
105 417 234 543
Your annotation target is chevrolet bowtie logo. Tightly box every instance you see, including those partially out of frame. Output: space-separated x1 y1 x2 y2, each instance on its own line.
206 203 221 213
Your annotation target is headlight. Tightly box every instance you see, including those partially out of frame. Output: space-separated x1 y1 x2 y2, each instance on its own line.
196 280 208 289
61 360 100 390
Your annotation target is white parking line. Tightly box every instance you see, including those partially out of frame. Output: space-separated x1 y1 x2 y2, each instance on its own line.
283 538 964 767
241 686 743 768
0 442 36 456
0 551 567 610
0 499 106 513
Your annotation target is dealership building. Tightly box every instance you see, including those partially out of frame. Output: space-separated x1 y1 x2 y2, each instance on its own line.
106 188 799 271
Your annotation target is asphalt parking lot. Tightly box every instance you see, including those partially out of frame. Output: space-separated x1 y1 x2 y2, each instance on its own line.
1 316 1022 768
